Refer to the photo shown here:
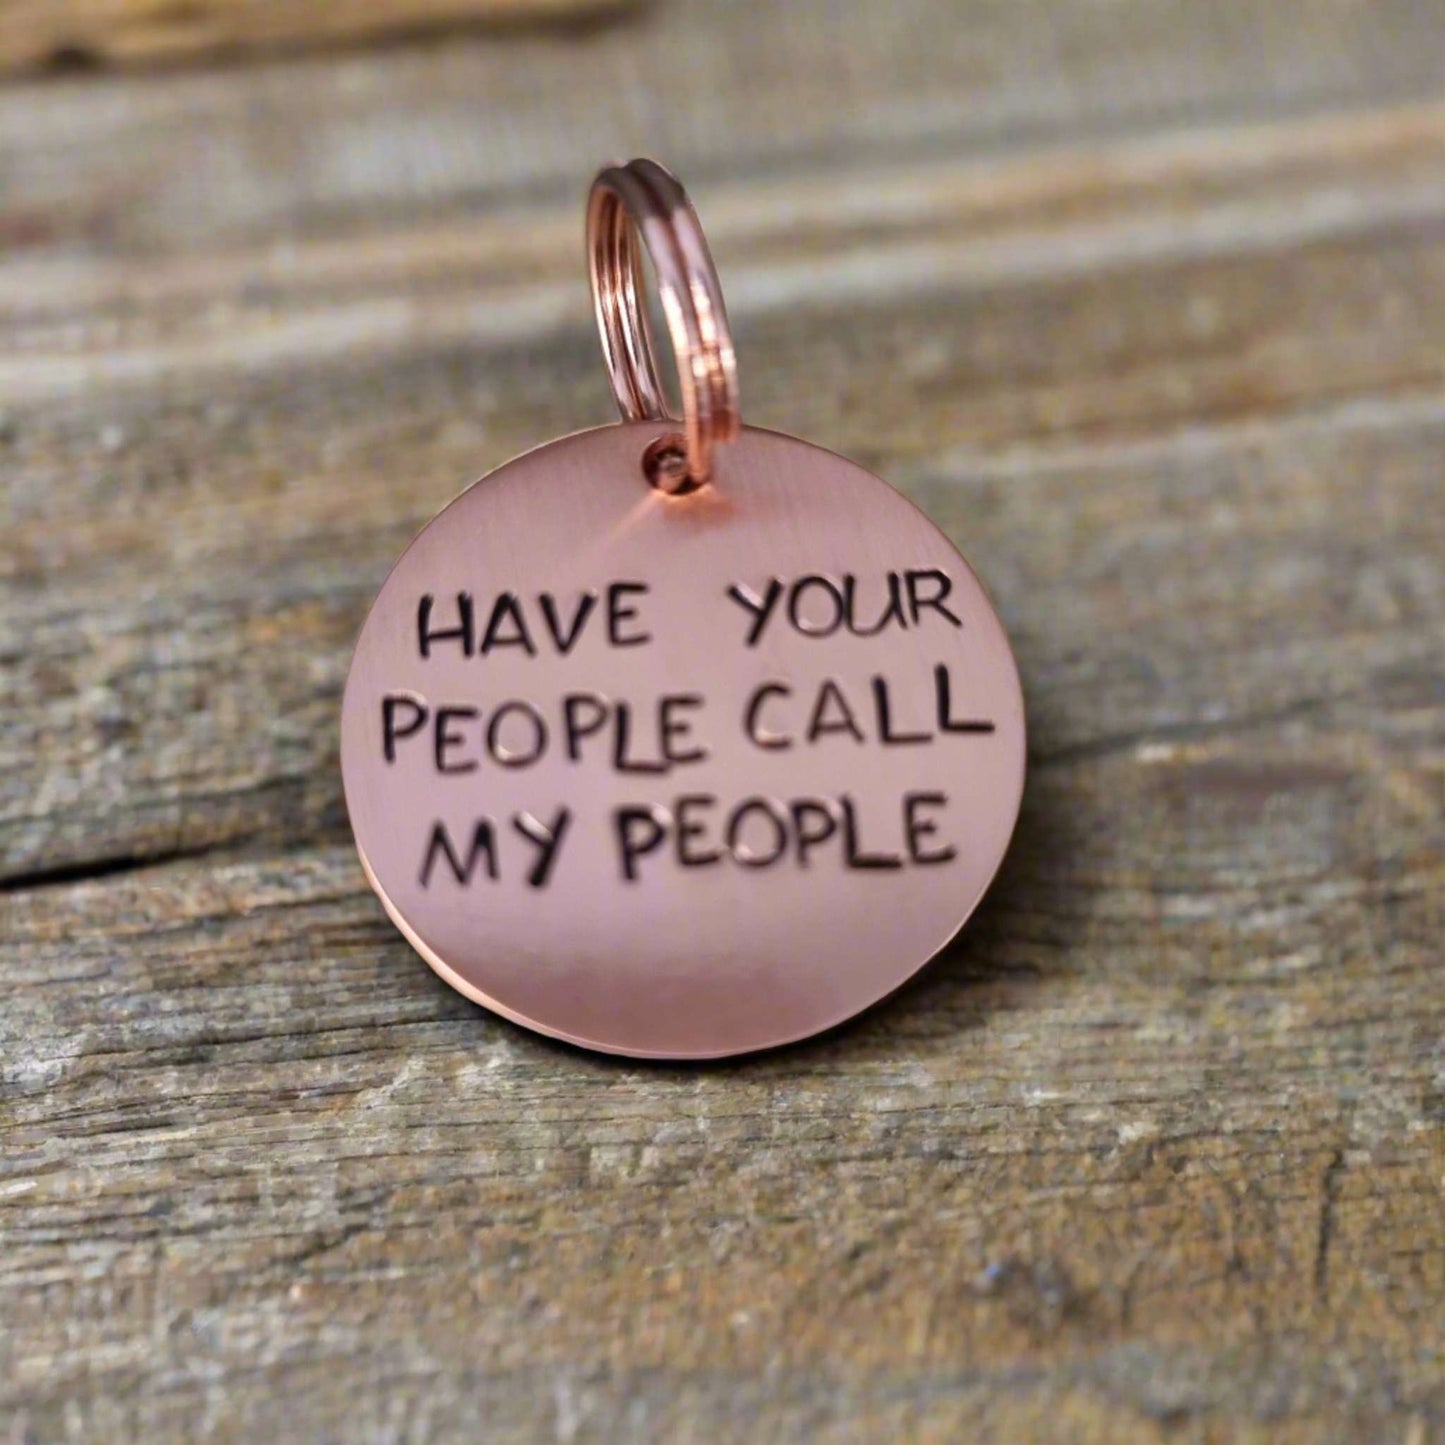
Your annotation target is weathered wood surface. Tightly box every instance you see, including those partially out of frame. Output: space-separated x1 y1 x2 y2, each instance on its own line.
0 0 627 75
1 1 1443 1439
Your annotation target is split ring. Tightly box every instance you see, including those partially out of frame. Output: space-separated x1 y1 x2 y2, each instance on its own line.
587 158 740 489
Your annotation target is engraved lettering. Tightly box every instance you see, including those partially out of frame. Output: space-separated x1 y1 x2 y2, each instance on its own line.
728 571 963 644
563 691 610 762
434 705 479 774
727 797 790 868
418 593 473 658
840 794 903 870
390 570 989 894
607 790 962 879
513 807 572 888
539 592 598 654
935 663 995 734
486 700 548 768
659 694 708 767
905 568 963 629
675 794 722 868
616 805 669 882
744 682 792 750
383 693 429 762
904 792 955 865
807 680 865 745
788 575 846 637
790 798 839 868
727 578 784 646
613 701 668 775
872 675 930 746
479 593 536 657
607 581 652 647
843 572 906 637
420 819 498 887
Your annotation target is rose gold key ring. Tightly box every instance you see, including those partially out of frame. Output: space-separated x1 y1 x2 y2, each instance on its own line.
341 158 1026 1059
587 158 740 490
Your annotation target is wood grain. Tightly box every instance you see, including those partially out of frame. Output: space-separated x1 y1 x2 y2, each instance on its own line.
1 1 1443 1440
0 0 629 74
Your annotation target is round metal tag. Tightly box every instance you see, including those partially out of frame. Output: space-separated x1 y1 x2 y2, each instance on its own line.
341 422 1025 1058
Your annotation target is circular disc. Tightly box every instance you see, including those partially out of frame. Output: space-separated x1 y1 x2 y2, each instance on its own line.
341 423 1025 1058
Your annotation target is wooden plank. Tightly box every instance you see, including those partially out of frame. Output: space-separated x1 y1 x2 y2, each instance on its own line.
3 228 1442 1441
1 3 1442 1439
4 100 1444 882
0 0 630 73
1 0 1443 257
1 813 1440 1439
4 99 1445 405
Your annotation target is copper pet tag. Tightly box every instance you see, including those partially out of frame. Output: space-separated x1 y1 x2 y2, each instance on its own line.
341 160 1026 1058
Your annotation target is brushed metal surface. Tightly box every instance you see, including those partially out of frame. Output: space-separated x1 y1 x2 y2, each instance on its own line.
341 421 1025 1057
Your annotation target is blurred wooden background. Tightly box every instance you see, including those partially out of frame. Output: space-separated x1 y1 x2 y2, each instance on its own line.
1 1 1442 1440
0 0 632 72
